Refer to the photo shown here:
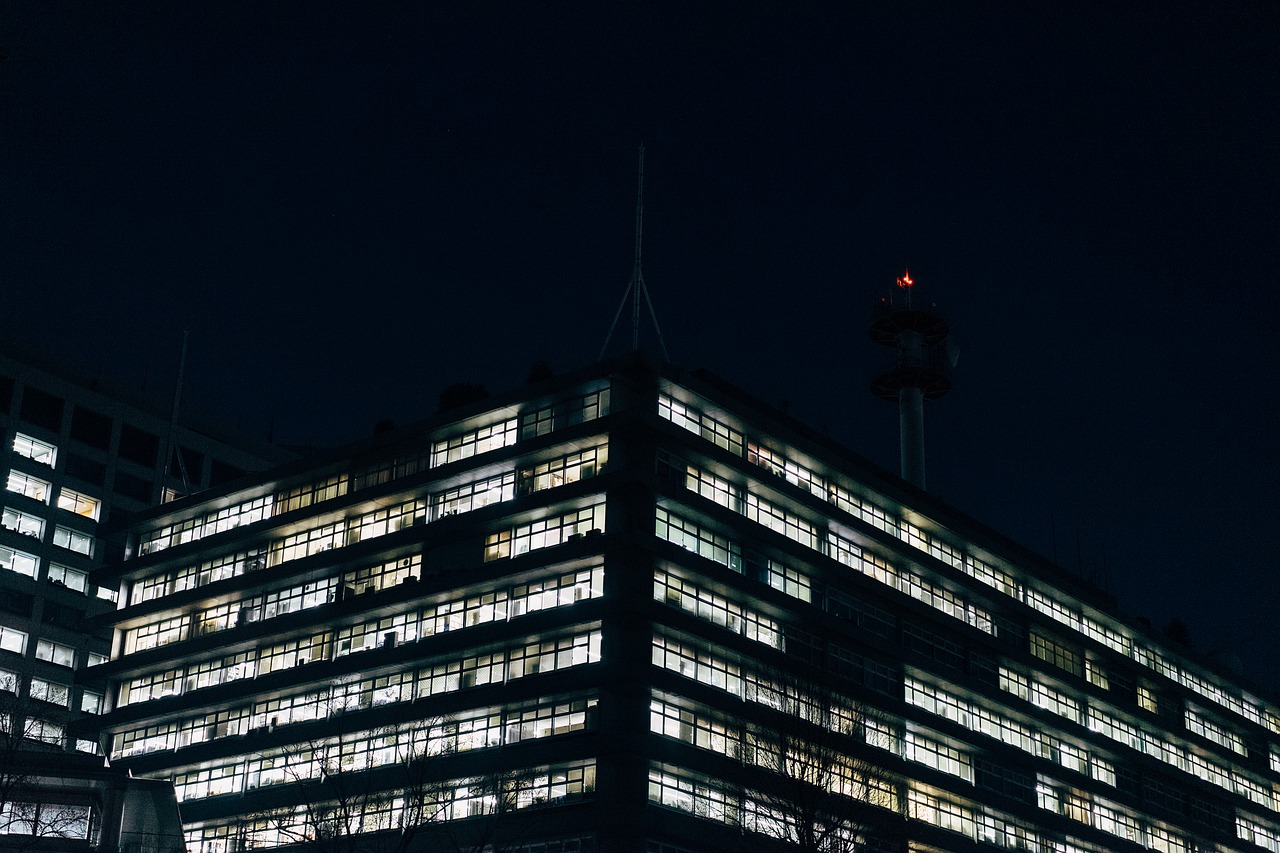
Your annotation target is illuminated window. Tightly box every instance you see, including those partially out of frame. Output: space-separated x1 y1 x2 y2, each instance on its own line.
655 570 780 647
46 564 87 593
1 507 44 539
0 627 27 656
654 506 743 572
658 394 744 456
6 471 50 503
124 614 191 654
518 444 608 494
276 475 347 514
12 433 56 466
431 419 517 467
80 690 102 714
1186 706 1246 755
1030 631 1084 677
905 731 973 782
56 487 100 521
485 503 604 561
28 678 70 707
53 525 92 556
35 639 75 667
25 718 65 746
766 560 812 603
1086 658 1109 690
1138 685 1159 713
0 546 37 578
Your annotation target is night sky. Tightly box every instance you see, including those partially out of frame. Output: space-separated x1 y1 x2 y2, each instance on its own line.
3 3 1278 691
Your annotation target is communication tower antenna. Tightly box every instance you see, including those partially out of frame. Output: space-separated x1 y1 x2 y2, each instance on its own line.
869 269 954 489
600 144 670 361
162 330 193 497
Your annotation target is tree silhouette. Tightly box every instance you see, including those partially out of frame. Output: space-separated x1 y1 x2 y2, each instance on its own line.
741 670 901 853
242 712 451 853
0 665 95 848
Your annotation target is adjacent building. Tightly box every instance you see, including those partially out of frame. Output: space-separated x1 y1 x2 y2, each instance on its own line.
87 355 1280 853
0 346 292 847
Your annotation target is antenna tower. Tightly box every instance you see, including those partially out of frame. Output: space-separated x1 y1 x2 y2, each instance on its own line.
869 269 953 489
600 144 670 361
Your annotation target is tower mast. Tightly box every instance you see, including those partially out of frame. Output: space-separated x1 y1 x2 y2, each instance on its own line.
869 269 953 489
600 144 670 361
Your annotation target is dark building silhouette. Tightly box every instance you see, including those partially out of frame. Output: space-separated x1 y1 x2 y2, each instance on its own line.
0 346 292 846
86 356 1280 853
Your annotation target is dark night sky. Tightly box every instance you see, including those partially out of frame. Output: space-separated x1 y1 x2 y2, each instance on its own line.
3 3 1278 691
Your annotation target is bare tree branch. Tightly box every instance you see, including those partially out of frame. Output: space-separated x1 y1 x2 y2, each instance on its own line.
741 669 901 853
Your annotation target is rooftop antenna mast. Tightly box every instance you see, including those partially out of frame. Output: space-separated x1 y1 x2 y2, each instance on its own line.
600 143 670 361
162 330 193 498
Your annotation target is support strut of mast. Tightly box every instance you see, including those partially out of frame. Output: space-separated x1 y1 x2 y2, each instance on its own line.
600 143 670 361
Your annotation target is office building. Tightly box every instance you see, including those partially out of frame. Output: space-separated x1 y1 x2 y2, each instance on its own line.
88 355 1280 853
0 346 292 846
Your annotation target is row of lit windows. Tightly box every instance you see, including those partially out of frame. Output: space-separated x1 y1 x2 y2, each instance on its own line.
0 712 63 747
484 502 605 561
0 545 96 598
140 496 275 555
1037 779 1192 852
653 569 780 648
2 506 43 538
134 498 424 603
167 696 597 803
659 395 744 456
904 677 1117 788
134 549 404 608
660 390 1280 739
657 500 996 646
423 632 601 696
654 505 743 572
185 761 597 852
433 419 518 467
275 475 347 515
518 444 608 495
119 614 600 707
650 696 896 802
996 664 1280 814
135 479 603 609
135 389 609 559
833 529 998 637
120 558 593 696
1 509 94 558
905 730 972 783
1186 705 1247 756
1239 814 1280 852
0 629 90 674
679 460 822 552
673 448 1004 640
649 764 871 846
131 588 600 684
520 389 610 440
1 470 100 518
907 783 1155 853
0 801 92 840
652 635 872 744
433 471 515 519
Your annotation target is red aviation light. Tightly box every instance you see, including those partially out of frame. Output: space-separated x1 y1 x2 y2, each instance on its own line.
896 269 914 289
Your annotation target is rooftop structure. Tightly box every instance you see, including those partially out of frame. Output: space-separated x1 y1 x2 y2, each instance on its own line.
85 355 1280 853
